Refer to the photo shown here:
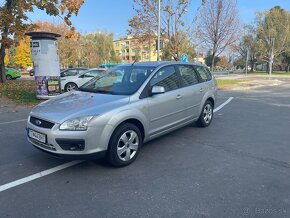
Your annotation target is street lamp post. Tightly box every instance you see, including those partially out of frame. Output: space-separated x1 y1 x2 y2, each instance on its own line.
157 0 161 61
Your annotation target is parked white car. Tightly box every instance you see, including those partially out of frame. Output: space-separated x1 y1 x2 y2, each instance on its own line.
61 68 106 91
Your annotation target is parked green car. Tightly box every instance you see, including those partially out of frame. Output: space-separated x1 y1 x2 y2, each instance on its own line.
5 68 21 80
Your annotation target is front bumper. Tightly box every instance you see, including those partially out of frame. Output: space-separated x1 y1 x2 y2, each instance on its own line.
26 117 110 160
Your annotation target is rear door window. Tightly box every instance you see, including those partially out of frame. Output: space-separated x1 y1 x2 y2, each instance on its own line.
178 65 199 87
194 66 212 82
150 66 179 92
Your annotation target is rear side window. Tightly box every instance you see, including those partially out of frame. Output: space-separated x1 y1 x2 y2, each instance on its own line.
178 65 199 86
150 66 179 92
78 69 88 74
194 66 212 82
67 69 78 76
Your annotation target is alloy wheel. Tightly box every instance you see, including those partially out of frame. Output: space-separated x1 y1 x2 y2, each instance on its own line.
203 104 213 124
66 84 77 91
117 130 139 161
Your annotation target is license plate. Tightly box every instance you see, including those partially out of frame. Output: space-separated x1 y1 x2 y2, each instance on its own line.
28 129 46 144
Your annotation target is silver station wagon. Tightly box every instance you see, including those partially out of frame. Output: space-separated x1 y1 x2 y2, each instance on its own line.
27 62 217 167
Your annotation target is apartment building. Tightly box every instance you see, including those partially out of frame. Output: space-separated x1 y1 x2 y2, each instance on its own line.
113 36 159 63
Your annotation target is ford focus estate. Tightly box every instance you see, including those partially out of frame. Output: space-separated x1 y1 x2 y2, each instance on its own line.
27 62 217 167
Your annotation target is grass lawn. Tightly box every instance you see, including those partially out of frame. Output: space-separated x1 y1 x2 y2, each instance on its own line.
0 80 40 105
216 79 243 89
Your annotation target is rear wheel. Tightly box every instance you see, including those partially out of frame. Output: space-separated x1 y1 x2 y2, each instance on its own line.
6 75 12 80
107 123 142 167
197 100 213 127
65 82 78 92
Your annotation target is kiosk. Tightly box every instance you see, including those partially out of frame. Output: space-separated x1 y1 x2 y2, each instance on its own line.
25 32 61 99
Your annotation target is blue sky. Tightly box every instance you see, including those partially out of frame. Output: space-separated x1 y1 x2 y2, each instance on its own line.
28 0 290 37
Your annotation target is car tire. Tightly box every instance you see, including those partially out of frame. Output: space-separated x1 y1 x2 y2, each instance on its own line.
107 123 142 167
197 100 214 128
6 75 12 80
65 82 78 92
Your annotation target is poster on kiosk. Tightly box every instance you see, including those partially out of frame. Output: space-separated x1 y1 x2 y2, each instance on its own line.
25 32 61 99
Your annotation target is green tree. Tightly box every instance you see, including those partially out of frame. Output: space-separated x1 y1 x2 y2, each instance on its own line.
235 26 264 72
80 32 120 67
281 49 290 72
256 6 290 75
205 51 220 68
0 0 84 83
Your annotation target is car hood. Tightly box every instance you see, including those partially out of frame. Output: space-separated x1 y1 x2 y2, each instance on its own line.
30 91 130 124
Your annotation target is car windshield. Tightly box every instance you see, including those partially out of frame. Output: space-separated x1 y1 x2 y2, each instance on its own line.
79 65 156 95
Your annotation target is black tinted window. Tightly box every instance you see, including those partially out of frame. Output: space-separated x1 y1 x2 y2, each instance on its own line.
178 65 199 86
150 66 179 92
194 66 212 82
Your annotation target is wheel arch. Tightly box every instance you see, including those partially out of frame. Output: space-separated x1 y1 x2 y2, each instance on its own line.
207 97 215 107
117 118 145 141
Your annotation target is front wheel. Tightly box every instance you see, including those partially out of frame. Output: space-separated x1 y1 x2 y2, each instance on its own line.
197 100 213 127
107 123 142 167
6 75 12 80
65 82 78 92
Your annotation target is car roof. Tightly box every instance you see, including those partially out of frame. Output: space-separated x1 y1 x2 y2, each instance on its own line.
120 61 206 68
87 68 106 71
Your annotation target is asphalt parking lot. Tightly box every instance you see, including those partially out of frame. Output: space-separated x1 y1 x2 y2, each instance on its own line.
0 82 290 218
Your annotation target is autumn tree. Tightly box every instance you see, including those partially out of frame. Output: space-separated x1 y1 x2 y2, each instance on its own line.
129 0 192 61
14 37 33 68
0 0 84 83
256 6 290 75
195 0 239 70
216 56 228 68
4 49 10 66
162 31 196 61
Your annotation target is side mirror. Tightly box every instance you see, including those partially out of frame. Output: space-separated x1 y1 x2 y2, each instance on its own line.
151 85 165 95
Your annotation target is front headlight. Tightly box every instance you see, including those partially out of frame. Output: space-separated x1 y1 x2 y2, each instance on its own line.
59 116 94 131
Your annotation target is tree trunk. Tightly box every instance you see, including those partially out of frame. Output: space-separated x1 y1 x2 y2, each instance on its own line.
266 62 269 73
211 52 216 71
0 45 7 83
250 62 255 72
0 0 13 83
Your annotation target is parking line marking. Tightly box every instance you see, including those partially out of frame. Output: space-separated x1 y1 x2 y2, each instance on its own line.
0 98 234 193
214 97 234 113
0 160 83 192
0 119 27 125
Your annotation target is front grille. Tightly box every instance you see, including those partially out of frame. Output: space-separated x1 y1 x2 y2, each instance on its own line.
30 116 54 129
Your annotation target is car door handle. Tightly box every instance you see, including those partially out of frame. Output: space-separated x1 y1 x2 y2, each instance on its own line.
176 94 182 99
199 88 203 92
